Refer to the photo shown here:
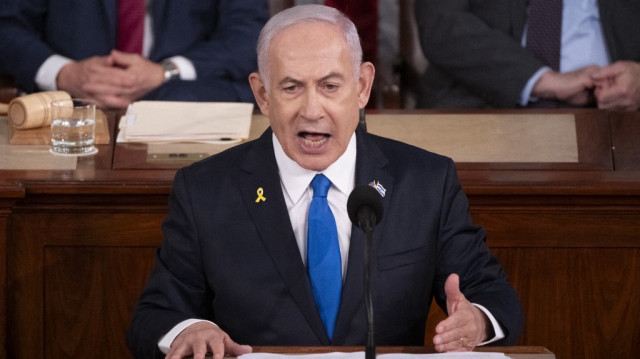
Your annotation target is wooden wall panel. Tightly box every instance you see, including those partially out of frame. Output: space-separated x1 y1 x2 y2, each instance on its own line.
7 200 640 359
493 248 640 359
0 215 7 359
7 210 165 359
423 247 640 359
477 211 640 248
44 247 156 358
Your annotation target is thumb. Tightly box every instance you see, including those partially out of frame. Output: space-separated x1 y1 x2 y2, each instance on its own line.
223 336 253 357
444 273 465 315
109 49 138 67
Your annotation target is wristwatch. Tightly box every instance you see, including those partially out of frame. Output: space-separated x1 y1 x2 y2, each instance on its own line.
161 60 180 82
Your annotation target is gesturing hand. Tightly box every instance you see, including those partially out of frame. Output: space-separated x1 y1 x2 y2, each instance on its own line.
165 321 252 359
433 274 490 352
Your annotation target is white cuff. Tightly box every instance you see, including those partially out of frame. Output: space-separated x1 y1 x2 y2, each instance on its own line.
520 66 551 106
158 319 217 354
35 55 73 91
165 56 197 81
472 303 505 346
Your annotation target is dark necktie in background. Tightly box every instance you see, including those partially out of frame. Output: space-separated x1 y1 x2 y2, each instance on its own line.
117 0 145 54
526 0 562 71
307 174 342 340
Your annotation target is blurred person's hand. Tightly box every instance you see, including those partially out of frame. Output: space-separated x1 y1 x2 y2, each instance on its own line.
531 65 600 106
592 61 640 111
57 55 131 109
105 49 166 102
56 50 165 109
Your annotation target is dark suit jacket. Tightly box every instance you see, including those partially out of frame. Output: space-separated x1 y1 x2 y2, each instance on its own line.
0 0 268 102
414 0 640 108
126 128 523 358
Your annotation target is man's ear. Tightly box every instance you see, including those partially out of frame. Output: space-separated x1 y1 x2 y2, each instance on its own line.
249 72 269 116
357 62 375 109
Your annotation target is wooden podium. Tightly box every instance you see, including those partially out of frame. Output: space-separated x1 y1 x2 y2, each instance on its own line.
1 109 639 359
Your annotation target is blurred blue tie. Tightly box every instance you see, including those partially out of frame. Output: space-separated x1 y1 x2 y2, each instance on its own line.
307 174 342 340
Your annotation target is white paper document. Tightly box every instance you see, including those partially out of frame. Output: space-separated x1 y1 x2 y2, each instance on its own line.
117 101 253 143
240 352 510 359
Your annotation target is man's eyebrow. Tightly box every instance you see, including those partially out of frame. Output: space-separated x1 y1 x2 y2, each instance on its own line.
319 72 345 82
278 77 303 87
278 72 345 87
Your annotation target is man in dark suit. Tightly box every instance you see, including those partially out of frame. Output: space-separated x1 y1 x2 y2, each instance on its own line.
127 5 523 359
0 0 268 108
414 0 640 110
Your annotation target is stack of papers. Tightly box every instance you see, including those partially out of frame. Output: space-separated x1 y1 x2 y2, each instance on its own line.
240 352 511 359
117 101 254 143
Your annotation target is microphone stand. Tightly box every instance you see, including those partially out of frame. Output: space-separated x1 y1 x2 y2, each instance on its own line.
361 215 376 359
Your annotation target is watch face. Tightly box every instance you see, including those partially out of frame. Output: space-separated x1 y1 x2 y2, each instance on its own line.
162 61 180 81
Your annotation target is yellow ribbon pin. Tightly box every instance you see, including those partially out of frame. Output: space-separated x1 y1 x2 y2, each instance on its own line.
255 187 266 203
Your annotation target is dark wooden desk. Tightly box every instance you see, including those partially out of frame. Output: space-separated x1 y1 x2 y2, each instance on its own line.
1 109 639 359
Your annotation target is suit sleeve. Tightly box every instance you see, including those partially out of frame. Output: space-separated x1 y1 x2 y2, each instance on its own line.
177 0 269 82
414 0 545 107
433 159 524 345
127 169 214 359
0 0 56 92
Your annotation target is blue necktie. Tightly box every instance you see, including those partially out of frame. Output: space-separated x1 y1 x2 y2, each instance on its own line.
307 174 342 340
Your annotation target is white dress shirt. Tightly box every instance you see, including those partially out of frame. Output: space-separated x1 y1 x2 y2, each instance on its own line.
274 132 357 278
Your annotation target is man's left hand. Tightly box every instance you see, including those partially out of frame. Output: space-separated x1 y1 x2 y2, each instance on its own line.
592 61 640 111
83 49 166 104
433 273 490 352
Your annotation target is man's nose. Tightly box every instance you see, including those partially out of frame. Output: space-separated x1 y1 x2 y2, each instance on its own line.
300 89 324 119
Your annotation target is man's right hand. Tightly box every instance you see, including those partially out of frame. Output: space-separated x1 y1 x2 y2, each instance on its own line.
165 322 252 359
531 65 600 106
56 55 134 109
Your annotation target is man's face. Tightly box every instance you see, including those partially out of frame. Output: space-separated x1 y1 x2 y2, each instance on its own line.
250 21 374 171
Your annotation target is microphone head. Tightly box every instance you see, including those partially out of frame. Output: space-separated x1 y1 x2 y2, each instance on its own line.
347 185 384 227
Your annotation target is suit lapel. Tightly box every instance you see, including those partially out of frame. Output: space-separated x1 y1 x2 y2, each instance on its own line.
333 130 394 343
239 129 330 344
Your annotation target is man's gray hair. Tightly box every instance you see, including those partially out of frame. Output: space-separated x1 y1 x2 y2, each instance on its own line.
257 4 363 90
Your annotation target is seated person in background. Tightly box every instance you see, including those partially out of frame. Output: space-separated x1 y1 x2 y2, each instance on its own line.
0 0 269 109
127 5 523 359
414 0 640 110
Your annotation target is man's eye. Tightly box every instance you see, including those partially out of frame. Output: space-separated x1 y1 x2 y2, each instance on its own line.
283 85 298 92
323 84 339 91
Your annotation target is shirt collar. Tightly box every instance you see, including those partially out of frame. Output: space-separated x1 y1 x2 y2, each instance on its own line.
273 132 357 204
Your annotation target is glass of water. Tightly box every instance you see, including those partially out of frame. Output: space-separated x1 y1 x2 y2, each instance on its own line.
50 98 97 156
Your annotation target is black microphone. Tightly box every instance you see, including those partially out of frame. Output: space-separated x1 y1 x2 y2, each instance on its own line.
347 185 384 359
347 185 384 232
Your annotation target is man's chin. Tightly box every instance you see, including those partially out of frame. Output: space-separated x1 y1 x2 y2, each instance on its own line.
294 155 335 172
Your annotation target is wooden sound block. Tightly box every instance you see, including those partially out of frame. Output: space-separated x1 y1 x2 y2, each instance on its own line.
8 109 110 145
